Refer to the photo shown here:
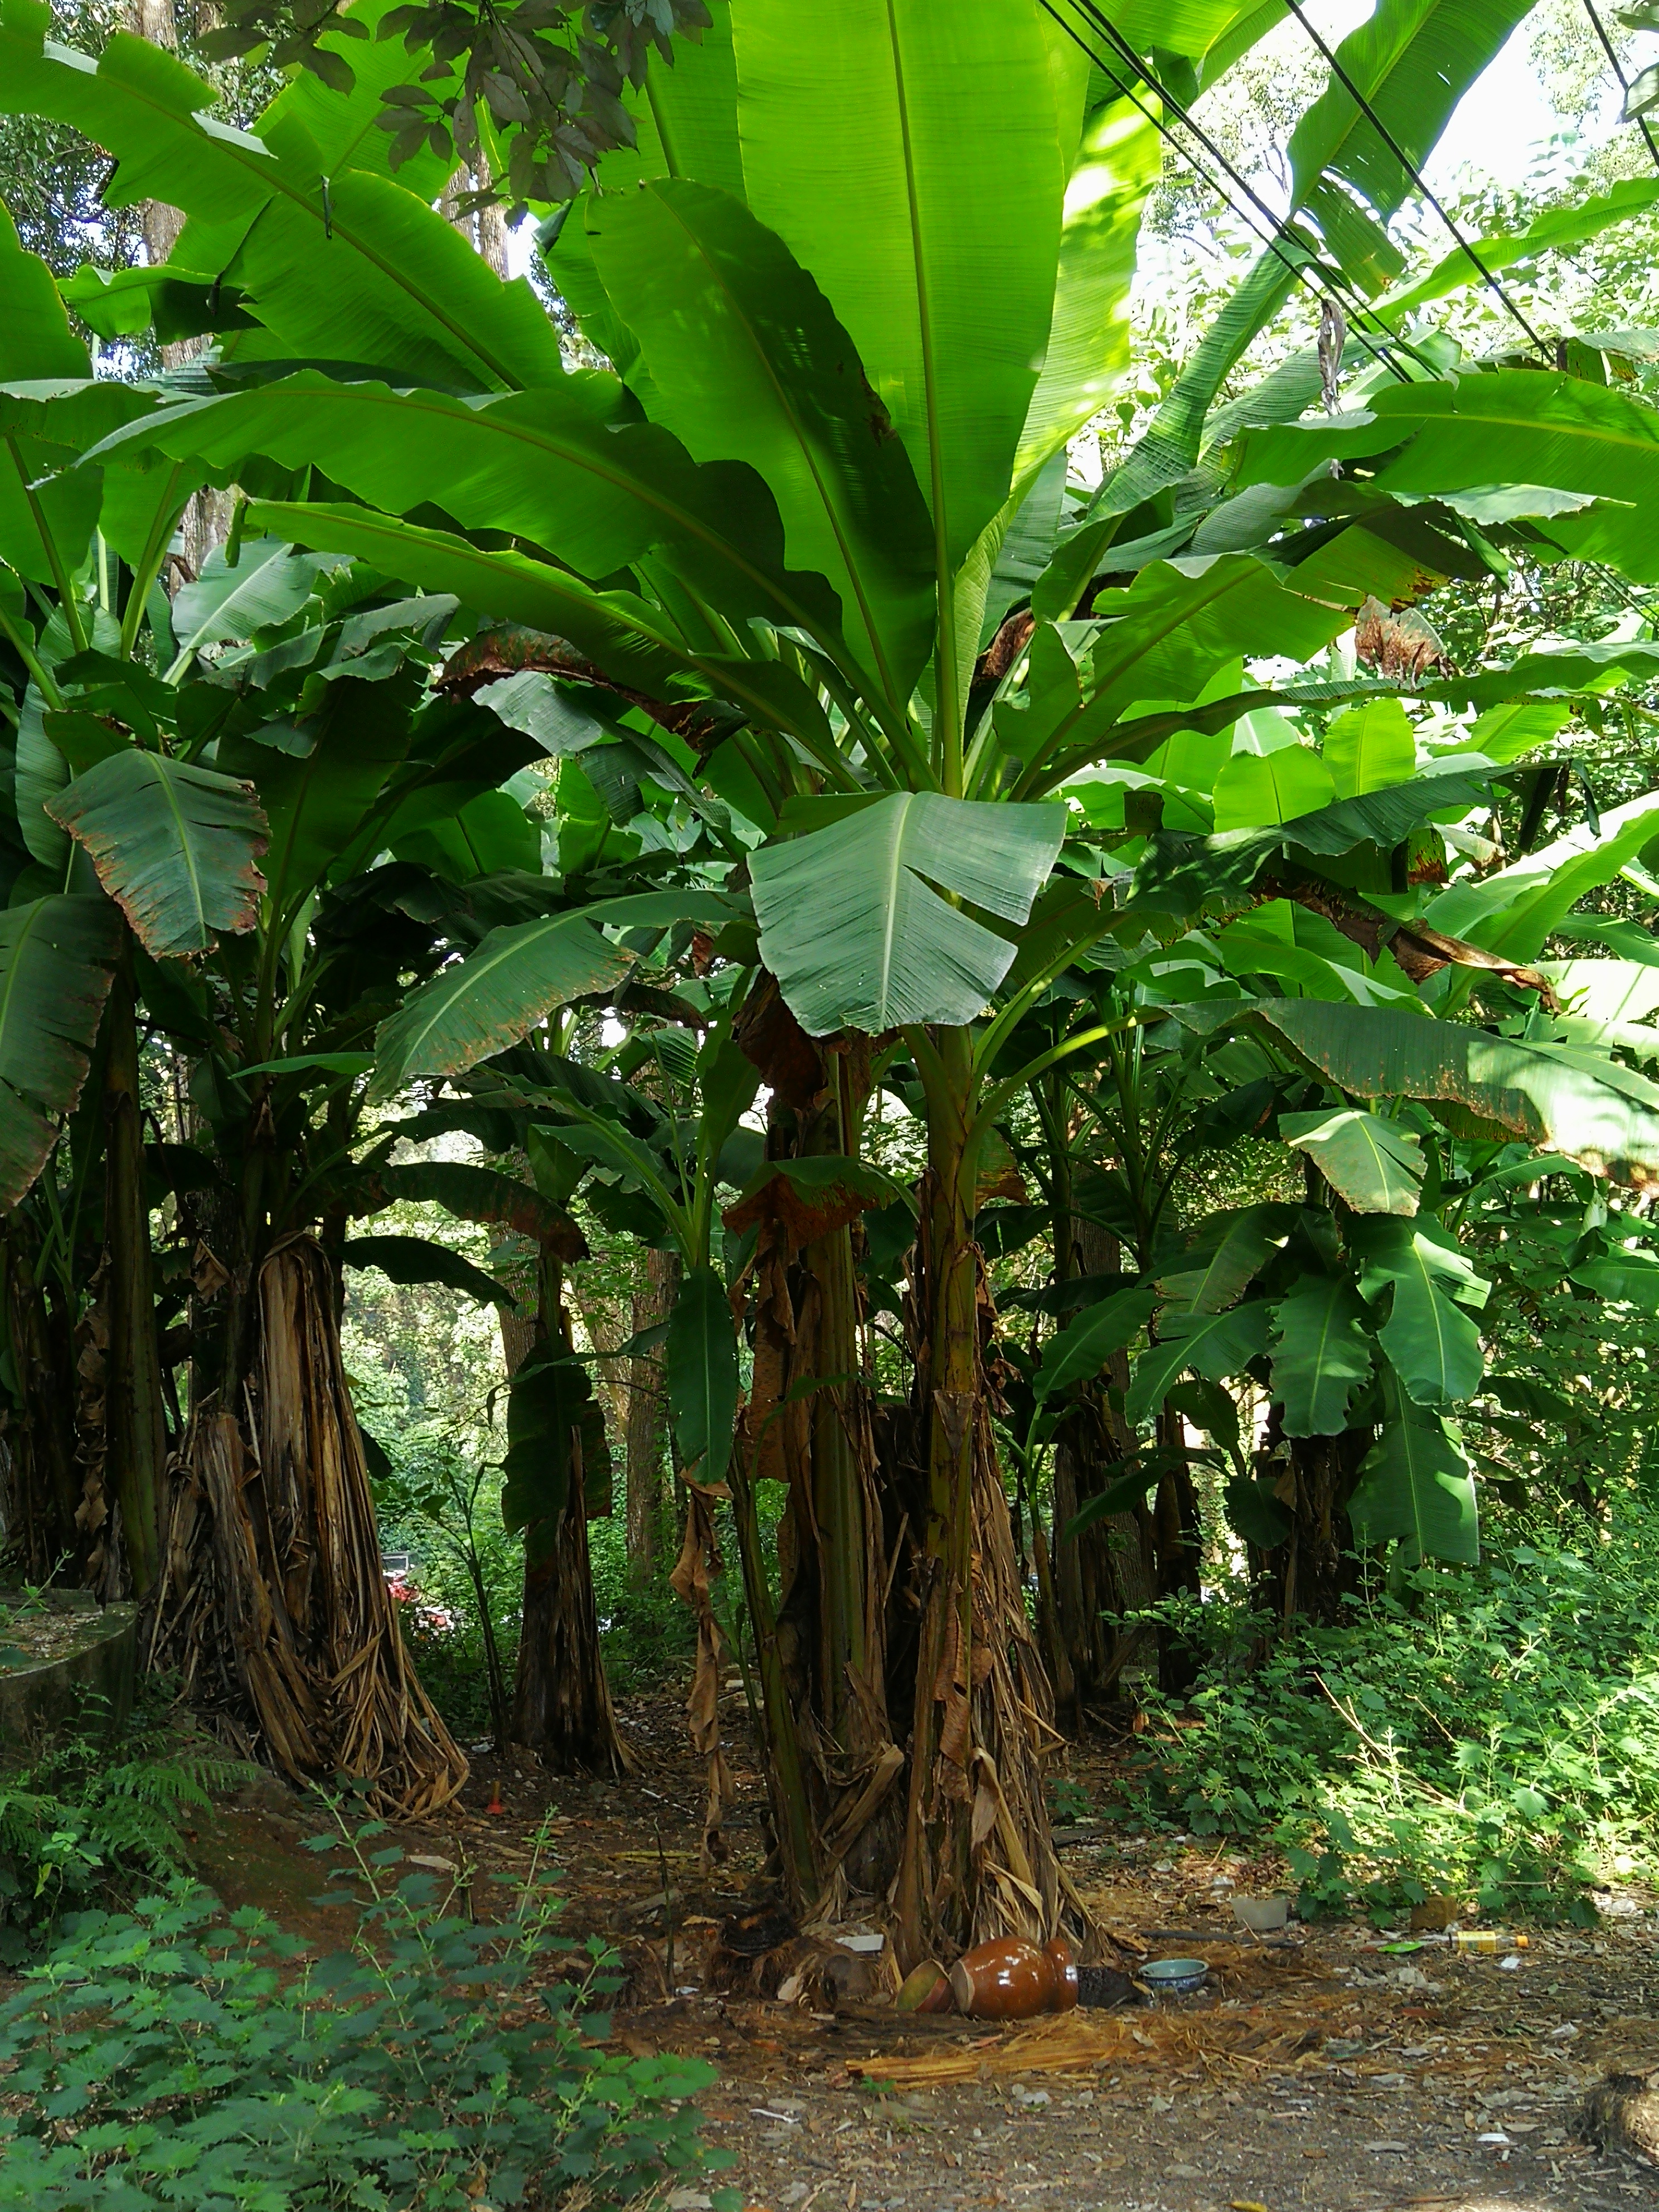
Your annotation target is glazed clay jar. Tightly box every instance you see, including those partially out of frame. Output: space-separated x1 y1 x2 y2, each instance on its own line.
947 1936 1080 2019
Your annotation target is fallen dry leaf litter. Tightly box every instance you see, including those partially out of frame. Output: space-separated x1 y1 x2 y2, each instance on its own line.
156 1693 1659 2209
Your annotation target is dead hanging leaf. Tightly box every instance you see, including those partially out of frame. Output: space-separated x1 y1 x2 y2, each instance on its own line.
668 1482 735 1861
191 1240 230 1299
1354 593 1453 685
974 1127 1029 1207
733 970 826 1110
974 608 1035 689
724 1156 902 1257
436 623 735 749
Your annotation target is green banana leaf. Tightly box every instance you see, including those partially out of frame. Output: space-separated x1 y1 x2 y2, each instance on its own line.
1280 1107 1425 1215
0 0 562 391
667 1264 739 1485
1269 1275 1375 1435
0 894 122 1208
90 376 844 646
1289 0 1536 220
1383 174 1659 318
749 792 1065 1035
1348 1388 1479 1563
1174 997 1659 1187
1235 370 1659 584
1124 1301 1274 1427
1035 1281 1158 1401
1157 1202 1299 1313
734 0 1076 576
1353 1217 1487 1406
370 890 730 1099
46 750 268 959
341 1235 510 1307
584 177 937 705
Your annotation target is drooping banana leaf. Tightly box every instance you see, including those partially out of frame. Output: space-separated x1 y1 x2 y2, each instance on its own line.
1269 1274 1375 1435
0 894 122 1208
1280 1107 1425 1215
370 890 731 1099
47 750 269 958
1174 997 1659 1188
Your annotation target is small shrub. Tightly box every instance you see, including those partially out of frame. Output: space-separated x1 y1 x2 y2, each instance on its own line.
0 1810 735 2210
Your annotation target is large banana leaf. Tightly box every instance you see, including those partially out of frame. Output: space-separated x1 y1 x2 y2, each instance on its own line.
584 178 937 704
170 539 346 661
245 503 701 701
1269 1276 1375 1436
1323 700 1416 797
749 793 1066 1035
1035 1280 1157 1400
1124 1300 1274 1427
1354 1219 1486 1406
1280 1107 1425 1215
0 894 122 1208
1288 0 1536 220
666 1263 738 1484
351 1161 584 1254
1348 1396 1479 1564
103 378 843 643
1157 1202 1298 1313
501 1343 604 1543
734 0 1072 576
0 0 562 391
47 750 268 959
1015 91 1160 481
222 675 411 922
370 890 731 1100
1235 371 1659 584
1175 998 1659 1186
1382 174 1659 318
1425 793 1659 964
342 1235 508 1307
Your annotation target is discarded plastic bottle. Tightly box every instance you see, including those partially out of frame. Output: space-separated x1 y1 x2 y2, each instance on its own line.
1450 1929 1528 1952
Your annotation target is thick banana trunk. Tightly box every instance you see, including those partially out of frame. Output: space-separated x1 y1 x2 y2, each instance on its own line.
149 1236 468 1816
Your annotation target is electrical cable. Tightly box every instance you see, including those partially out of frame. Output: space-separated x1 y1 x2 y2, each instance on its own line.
1039 0 1419 384
1279 0 1552 358
1578 0 1659 171
1056 0 1449 380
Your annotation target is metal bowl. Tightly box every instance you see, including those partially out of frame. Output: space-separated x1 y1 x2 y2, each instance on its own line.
1143 1956 1209 1995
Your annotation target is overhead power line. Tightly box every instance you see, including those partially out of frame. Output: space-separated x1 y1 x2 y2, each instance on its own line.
1278 0 1552 360
1041 0 1422 385
1578 0 1659 171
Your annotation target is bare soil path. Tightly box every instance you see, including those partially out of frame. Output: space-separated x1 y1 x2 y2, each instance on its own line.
191 1691 1659 2212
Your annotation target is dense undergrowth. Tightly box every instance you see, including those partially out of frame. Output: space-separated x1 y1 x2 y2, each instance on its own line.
1110 1509 1659 1922
0 1813 733 2211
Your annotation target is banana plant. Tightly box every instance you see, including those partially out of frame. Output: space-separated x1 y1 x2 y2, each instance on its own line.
28 0 1659 1949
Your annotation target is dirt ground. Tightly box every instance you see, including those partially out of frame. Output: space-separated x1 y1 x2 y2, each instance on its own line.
188 1690 1659 2212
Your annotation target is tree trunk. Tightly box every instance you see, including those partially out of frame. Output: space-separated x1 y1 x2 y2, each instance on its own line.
0 1219 85 1582
507 1260 632 1775
1258 1412 1368 1626
148 1236 468 1813
894 1025 1072 1970
101 953 166 1599
1050 1213 1155 1715
625 1245 675 1582
733 986 896 1909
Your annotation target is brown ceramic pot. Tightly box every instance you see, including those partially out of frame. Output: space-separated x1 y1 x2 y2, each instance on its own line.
947 1936 1079 2019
